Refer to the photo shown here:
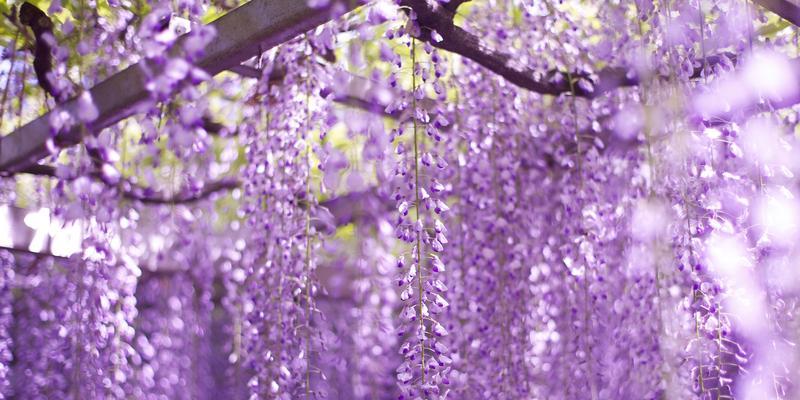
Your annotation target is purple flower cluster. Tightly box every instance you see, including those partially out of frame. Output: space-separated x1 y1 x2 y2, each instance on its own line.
0 251 13 397
386 12 453 399
3 0 800 399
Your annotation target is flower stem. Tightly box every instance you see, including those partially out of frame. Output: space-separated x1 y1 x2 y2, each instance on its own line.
411 36 426 387
304 42 314 399
566 63 598 400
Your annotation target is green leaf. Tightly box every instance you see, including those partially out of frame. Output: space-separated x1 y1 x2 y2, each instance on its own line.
757 18 791 38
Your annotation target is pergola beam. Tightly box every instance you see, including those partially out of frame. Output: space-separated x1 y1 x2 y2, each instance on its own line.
5 0 790 175
0 0 361 173
753 0 800 27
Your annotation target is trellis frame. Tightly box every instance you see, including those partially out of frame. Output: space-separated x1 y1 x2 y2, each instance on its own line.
0 0 361 172
0 0 797 173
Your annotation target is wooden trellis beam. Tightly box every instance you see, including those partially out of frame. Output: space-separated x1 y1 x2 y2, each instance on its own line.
0 187 388 268
0 0 361 173
5 0 791 175
753 0 800 27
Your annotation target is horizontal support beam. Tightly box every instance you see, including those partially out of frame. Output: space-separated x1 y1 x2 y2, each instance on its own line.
753 0 800 27
0 0 361 173
2 186 387 258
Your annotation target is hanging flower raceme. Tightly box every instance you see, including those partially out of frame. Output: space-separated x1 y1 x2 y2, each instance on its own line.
445 62 535 398
131 267 214 400
10 242 138 399
0 250 13 398
63 241 139 399
240 53 309 398
10 257 72 398
315 222 401 399
386 10 452 399
239 30 336 398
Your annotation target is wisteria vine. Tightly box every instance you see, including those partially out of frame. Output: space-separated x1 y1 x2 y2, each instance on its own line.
0 0 799 399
